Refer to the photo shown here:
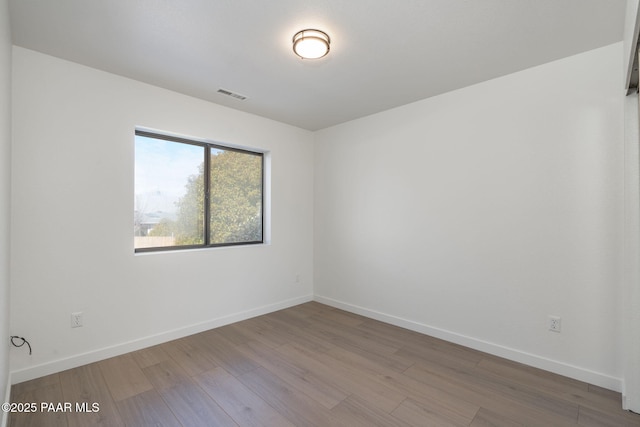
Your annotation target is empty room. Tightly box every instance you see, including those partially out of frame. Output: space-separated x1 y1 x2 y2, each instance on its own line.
2 0 640 426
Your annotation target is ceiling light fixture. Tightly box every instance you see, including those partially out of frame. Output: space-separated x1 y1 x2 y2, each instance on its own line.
292 29 330 59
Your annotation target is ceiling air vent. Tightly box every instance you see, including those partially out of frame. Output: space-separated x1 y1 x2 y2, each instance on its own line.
217 88 247 101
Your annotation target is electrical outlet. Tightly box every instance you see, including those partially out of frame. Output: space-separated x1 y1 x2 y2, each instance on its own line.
548 315 561 333
71 312 83 328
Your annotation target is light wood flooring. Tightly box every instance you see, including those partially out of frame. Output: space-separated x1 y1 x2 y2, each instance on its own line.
9 302 640 426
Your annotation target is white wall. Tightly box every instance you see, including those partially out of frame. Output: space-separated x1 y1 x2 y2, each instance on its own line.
0 0 12 423
10 47 314 382
315 43 625 391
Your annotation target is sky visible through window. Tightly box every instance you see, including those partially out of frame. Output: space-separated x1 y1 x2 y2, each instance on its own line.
135 135 201 218
134 135 222 219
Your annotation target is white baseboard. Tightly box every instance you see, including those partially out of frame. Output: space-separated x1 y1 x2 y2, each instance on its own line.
10 294 313 384
314 295 623 393
1 373 10 427
10 293 623 394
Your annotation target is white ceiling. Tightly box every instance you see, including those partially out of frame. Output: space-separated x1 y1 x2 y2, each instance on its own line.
9 0 627 131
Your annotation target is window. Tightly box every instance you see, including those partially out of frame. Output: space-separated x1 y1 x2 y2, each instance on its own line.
134 130 263 252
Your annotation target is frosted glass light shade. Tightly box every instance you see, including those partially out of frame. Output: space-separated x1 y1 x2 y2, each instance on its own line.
292 29 330 59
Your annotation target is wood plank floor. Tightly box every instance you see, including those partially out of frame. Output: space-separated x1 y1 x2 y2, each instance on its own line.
9 302 640 426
